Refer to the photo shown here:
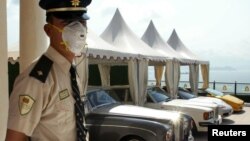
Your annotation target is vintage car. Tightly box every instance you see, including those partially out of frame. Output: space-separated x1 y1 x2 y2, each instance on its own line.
83 87 194 141
177 87 233 117
198 88 245 112
107 86 222 133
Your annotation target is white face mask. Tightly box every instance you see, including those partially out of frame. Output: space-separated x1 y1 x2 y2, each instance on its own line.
50 21 87 56
62 21 87 56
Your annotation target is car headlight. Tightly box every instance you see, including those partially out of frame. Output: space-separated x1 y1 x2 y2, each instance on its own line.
166 129 173 141
203 111 214 120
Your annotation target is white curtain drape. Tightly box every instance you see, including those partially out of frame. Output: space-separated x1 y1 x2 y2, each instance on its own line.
165 60 180 99
76 57 89 95
189 64 199 95
165 61 173 97
98 64 111 86
128 60 139 105
201 64 209 89
138 59 148 106
154 66 164 87
173 61 180 99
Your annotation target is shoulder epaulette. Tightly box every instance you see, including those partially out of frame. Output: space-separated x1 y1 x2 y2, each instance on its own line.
29 55 53 83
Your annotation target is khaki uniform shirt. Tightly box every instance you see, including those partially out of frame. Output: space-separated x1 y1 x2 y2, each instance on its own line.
8 47 84 141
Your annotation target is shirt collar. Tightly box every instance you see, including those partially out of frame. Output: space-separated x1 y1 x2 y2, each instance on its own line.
45 46 71 74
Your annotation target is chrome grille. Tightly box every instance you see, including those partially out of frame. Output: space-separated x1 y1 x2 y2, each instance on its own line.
173 117 184 141
214 106 219 119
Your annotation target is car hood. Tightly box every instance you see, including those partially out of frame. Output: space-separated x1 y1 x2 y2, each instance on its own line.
162 99 212 112
190 97 232 108
92 104 181 122
221 95 244 105
169 99 217 109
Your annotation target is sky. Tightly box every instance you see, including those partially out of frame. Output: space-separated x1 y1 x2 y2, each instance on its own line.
7 0 250 71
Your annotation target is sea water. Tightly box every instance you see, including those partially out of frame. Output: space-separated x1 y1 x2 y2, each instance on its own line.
148 66 250 94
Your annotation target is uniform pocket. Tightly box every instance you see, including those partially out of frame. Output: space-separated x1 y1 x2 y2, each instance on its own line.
55 97 75 124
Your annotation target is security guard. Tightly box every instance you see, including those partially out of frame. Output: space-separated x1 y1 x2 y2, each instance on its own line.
6 0 92 141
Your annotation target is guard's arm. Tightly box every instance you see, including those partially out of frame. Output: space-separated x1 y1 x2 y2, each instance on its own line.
5 129 28 141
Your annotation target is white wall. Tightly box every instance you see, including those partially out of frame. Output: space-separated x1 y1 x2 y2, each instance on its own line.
0 0 9 140
20 0 47 71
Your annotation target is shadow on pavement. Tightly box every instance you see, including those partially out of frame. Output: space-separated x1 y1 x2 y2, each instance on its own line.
233 110 245 115
221 119 235 124
194 132 207 141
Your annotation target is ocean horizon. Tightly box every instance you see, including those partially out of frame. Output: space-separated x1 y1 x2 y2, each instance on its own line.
148 66 250 94
148 66 250 83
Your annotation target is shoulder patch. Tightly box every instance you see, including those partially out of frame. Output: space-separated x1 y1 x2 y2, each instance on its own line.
19 95 35 115
29 55 53 83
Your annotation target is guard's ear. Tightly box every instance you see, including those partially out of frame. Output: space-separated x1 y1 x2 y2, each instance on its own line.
44 24 51 37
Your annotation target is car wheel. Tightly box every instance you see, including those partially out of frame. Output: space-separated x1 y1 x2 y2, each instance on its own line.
121 136 145 141
191 122 198 135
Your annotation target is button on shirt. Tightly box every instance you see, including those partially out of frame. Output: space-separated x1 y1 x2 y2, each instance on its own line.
8 47 84 141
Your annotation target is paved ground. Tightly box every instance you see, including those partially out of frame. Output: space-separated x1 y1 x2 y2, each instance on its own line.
194 104 250 141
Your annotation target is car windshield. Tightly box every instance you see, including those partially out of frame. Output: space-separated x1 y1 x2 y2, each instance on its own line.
179 91 197 99
147 87 171 103
205 88 224 96
87 90 117 108
178 87 191 93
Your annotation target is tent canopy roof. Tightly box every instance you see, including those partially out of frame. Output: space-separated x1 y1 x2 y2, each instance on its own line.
87 29 138 61
167 29 209 64
141 21 195 64
100 9 169 62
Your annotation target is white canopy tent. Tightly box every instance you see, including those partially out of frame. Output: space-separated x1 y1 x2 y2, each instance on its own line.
75 28 140 95
79 29 139 88
87 29 138 62
141 21 195 98
167 29 210 95
100 9 170 105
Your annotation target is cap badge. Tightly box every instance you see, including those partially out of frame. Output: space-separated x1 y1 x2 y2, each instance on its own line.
71 0 81 7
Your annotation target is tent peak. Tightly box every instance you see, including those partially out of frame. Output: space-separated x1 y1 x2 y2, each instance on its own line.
148 20 157 31
167 29 209 64
141 21 185 59
167 29 181 50
141 20 160 47
100 7 134 42
114 8 122 17
170 29 178 41
149 20 154 24
101 9 168 61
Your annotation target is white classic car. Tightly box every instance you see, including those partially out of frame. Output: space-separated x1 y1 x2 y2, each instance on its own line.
109 86 222 133
177 87 233 117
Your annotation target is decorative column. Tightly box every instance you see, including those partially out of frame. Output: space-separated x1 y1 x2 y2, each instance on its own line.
0 0 9 140
20 0 48 72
